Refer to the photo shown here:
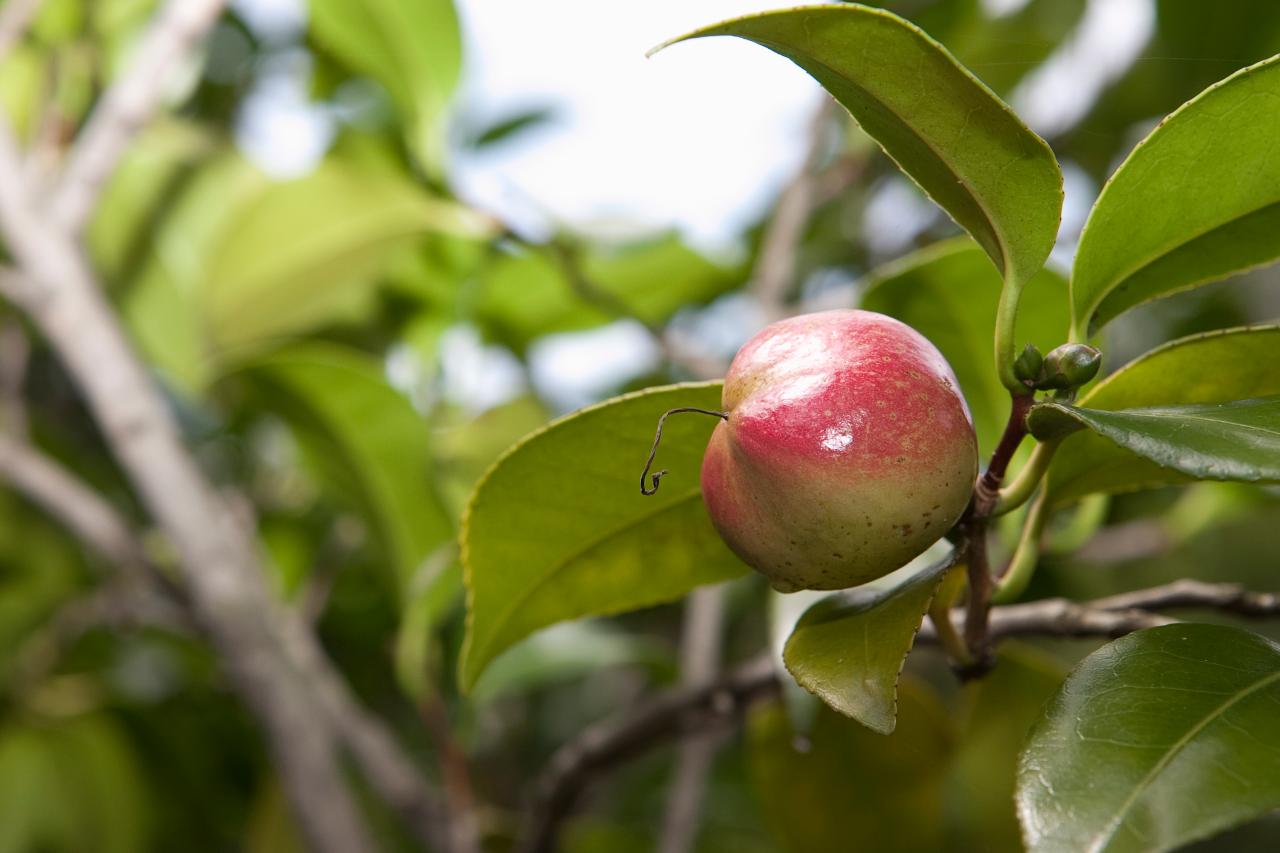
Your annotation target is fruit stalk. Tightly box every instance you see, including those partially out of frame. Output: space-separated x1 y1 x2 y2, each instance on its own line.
964 392 1035 665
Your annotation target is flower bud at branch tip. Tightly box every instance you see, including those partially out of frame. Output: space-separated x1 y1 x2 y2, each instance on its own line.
1036 343 1102 391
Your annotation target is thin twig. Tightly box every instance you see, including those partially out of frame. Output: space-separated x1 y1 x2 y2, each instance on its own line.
11 573 196 689
752 99 864 317
0 0 43 60
0 316 30 434
47 0 227 234
521 579 1280 850
658 584 729 853
547 238 727 380
0 109 377 851
0 430 150 574
964 392 1035 664
420 698 482 853
518 655 778 853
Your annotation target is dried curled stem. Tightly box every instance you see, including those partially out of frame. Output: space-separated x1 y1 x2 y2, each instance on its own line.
640 407 727 495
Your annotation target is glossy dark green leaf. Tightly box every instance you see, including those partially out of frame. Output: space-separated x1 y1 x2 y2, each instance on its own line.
655 4 1062 292
1045 326 1280 504
782 555 952 734
460 382 747 690
1072 54 1280 336
1018 623 1280 852
307 0 461 170
749 683 955 853
861 238 1069 454
246 344 453 596
1030 396 1280 487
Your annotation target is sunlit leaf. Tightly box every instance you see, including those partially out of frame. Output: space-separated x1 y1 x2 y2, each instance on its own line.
203 161 492 363
307 0 462 170
89 120 216 281
1019 623 1280 852
246 344 453 595
1072 54 1280 336
125 157 490 389
474 235 740 354
655 4 1062 292
460 382 747 690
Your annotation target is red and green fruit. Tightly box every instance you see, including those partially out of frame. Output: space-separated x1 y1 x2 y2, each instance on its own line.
700 309 978 591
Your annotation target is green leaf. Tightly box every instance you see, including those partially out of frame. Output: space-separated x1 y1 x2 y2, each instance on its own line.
749 682 955 853
655 4 1062 293
245 344 453 595
89 119 215 281
125 157 489 389
861 238 1069 455
307 0 462 171
1030 396 1280 487
473 235 740 354
1071 54 1280 337
0 716 149 853
1045 326 1280 504
203 160 492 363
123 152 268 390
460 382 747 690
1018 623 1280 852
782 554 953 734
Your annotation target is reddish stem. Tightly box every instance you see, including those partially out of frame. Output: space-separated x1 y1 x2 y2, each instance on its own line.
963 391 1034 669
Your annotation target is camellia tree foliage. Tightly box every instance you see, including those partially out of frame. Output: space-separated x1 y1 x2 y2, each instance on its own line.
2 1 1280 852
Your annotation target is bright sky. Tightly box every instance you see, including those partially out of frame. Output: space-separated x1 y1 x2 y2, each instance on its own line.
449 0 823 249
230 0 1153 411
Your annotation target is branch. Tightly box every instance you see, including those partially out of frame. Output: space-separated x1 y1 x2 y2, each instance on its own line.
547 238 726 381
517 655 778 853
522 579 1280 850
0 0 43 61
752 99 864 317
658 584 728 853
0 429 150 573
0 317 30 431
1090 579 1280 616
0 111 377 851
47 0 227 234
12 572 196 690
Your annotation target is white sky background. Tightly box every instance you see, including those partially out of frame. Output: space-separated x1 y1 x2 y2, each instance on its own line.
231 0 1154 411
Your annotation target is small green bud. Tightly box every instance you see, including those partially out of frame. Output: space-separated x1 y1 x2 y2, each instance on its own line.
1012 343 1043 385
1037 343 1102 390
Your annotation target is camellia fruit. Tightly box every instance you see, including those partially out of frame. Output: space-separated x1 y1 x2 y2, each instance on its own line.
698 309 978 591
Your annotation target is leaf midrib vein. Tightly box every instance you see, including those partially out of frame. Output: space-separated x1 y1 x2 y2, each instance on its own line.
473 486 705 665
1087 667 1280 852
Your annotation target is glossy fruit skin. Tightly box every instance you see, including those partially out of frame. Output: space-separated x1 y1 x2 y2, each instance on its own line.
700 309 977 591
